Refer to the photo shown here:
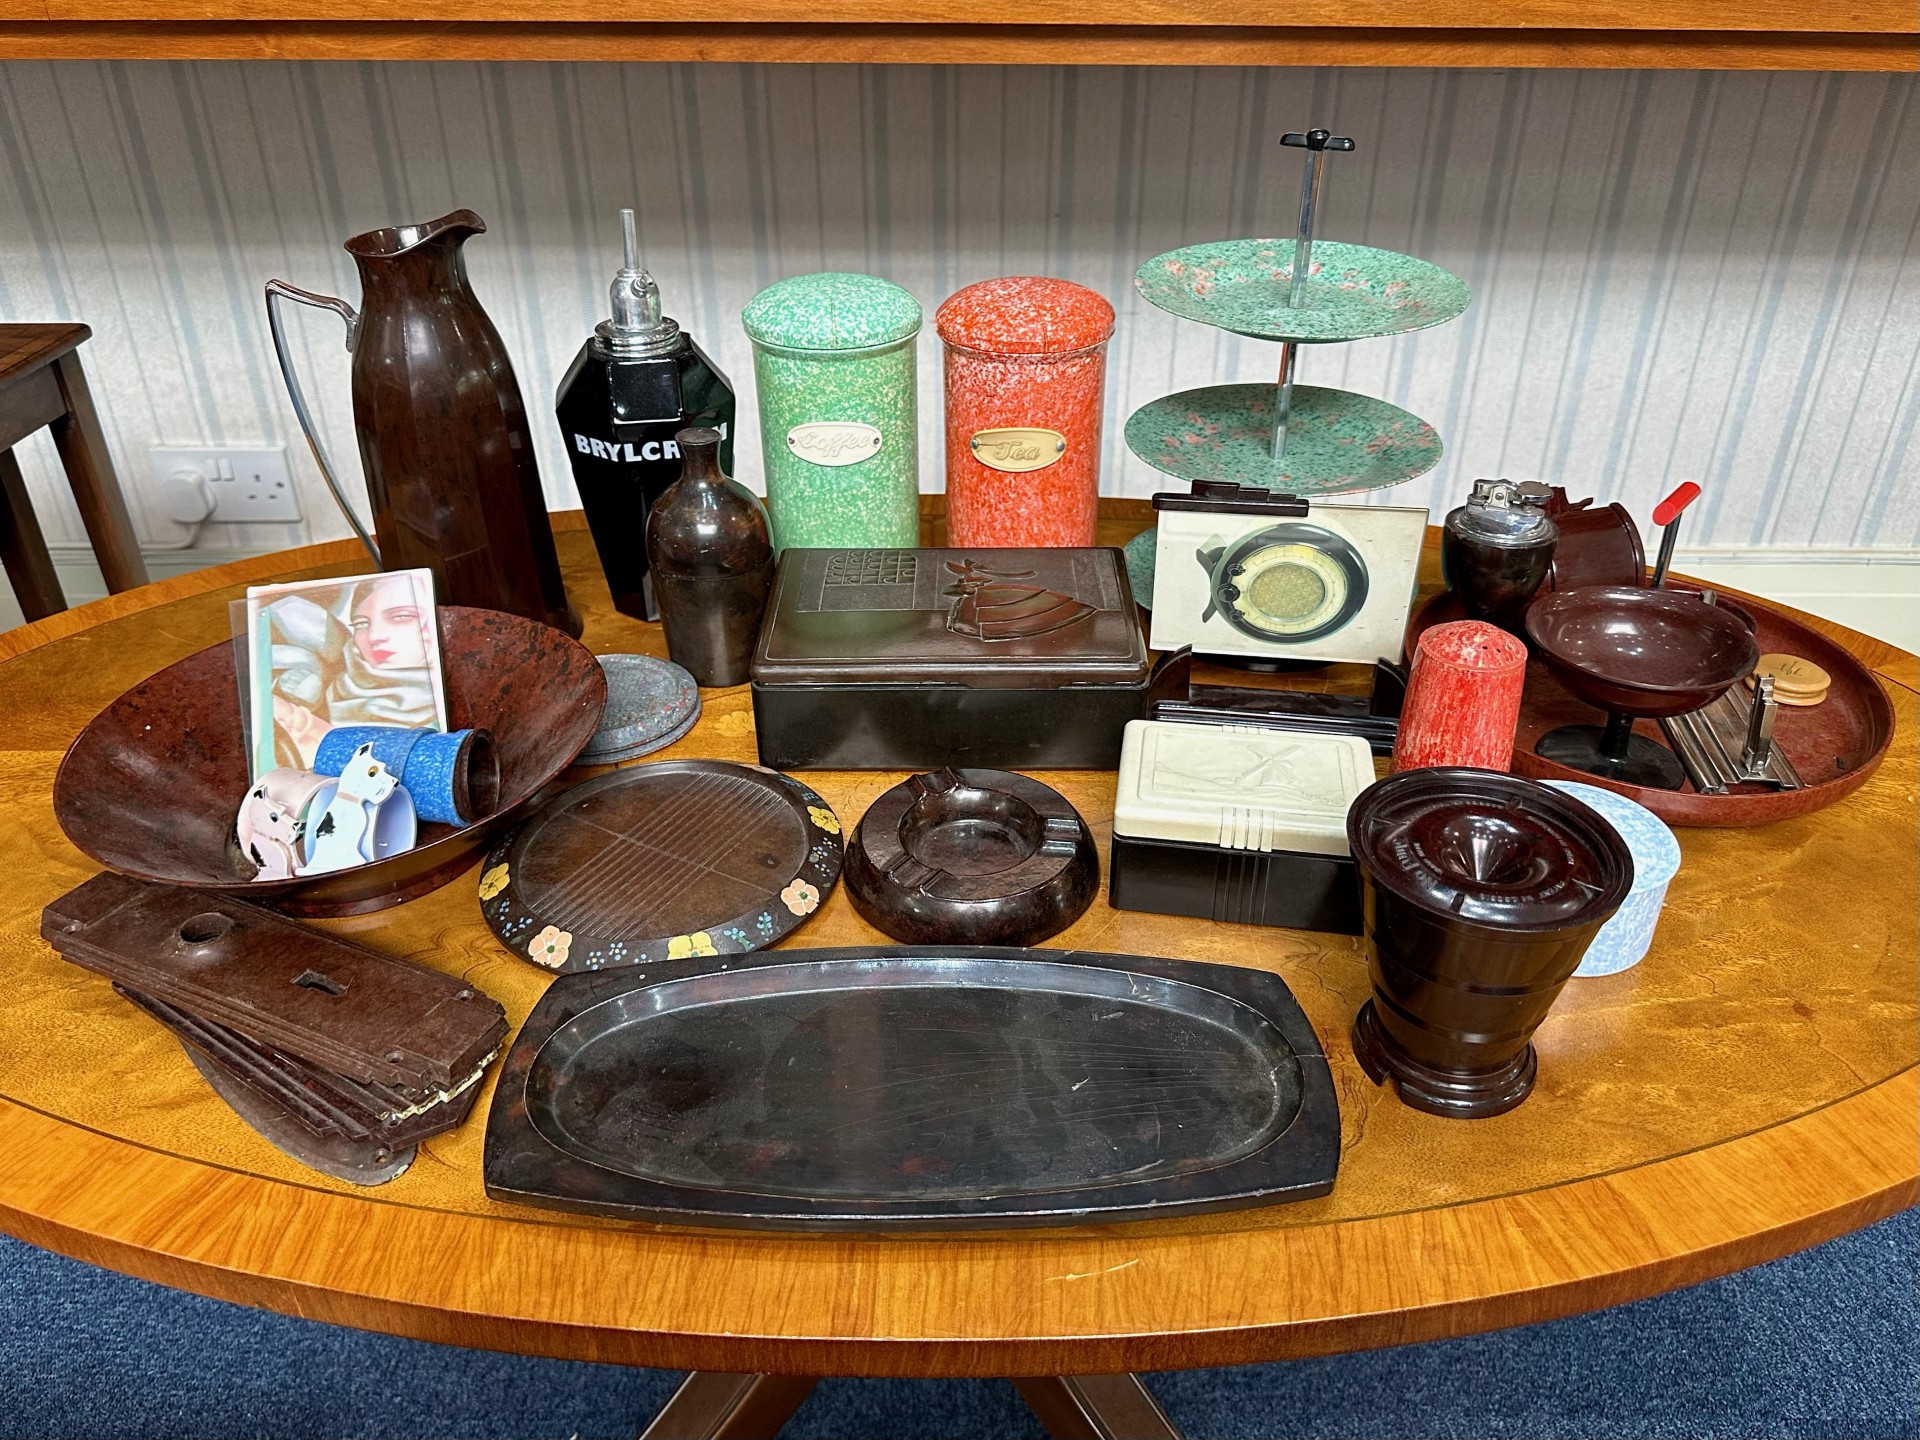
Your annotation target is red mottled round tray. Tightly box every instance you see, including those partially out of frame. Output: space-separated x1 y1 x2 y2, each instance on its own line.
1409 590 1896 827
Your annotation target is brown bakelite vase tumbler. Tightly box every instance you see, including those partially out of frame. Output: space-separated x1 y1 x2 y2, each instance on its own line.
1347 768 1634 1119
646 427 775 687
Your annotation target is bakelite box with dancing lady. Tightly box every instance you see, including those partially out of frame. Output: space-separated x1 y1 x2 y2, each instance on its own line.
749 547 1151 770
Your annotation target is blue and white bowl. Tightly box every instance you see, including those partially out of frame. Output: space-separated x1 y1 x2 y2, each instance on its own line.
1547 780 1682 977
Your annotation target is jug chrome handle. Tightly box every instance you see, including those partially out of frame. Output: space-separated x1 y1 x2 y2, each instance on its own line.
264 279 381 564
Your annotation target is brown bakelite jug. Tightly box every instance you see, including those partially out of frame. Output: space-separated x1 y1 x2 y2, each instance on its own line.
266 210 580 637
645 427 774 687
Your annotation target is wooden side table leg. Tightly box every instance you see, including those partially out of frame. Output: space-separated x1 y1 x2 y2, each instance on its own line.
0 448 69 621
1012 1374 1184 1440
638 1372 820 1440
47 352 149 594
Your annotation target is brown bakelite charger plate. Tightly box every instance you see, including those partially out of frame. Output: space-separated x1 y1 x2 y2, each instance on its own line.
1409 589 1894 827
51 607 607 917
844 768 1098 947
478 761 844 974
484 945 1340 1230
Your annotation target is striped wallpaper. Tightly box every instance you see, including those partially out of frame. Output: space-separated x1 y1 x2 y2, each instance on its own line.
0 61 1914 557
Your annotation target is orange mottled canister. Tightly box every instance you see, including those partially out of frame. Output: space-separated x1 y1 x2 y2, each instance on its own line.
1392 620 1530 773
936 277 1116 548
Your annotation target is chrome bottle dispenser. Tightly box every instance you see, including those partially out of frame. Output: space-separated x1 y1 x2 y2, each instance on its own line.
556 208 736 622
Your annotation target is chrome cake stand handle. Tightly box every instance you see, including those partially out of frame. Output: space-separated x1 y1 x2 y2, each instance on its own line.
1273 127 1355 465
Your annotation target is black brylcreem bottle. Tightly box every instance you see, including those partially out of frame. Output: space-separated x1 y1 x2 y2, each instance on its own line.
555 208 736 622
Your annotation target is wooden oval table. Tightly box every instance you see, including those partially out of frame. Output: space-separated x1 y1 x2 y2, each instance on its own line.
0 510 1914 1440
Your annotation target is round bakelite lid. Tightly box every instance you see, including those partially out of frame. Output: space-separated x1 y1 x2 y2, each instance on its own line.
935 276 1117 356
575 654 701 765
742 271 922 353
1348 768 1634 930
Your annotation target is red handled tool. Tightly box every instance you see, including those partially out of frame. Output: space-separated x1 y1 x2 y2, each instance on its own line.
1650 481 1701 588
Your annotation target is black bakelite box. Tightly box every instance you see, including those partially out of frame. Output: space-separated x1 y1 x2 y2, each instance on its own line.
749 547 1152 770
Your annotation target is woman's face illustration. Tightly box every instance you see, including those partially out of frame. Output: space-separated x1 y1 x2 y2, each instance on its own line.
351 575 429 671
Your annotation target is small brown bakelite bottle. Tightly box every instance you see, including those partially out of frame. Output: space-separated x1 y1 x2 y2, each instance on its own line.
645 426 775 687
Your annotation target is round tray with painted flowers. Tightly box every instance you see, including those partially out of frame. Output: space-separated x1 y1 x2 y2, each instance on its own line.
1134 238 1470 344
477 761 845 974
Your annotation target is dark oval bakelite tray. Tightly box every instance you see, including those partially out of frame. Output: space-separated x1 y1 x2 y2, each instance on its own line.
483 946 1339 1230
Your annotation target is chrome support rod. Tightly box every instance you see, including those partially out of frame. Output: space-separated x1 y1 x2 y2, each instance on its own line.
1287 145 1328 309
1273 127 1353 467
1273 341 1300 465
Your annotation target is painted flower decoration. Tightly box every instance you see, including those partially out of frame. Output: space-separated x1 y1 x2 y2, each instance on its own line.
781 879 820 917
528 925 572 969
477 863 510 901
806 805 841 835
667 932 719 960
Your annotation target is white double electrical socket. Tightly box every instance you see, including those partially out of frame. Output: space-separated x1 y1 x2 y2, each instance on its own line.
149 446 302 523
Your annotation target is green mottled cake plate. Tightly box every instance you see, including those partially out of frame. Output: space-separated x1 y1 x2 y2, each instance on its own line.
1135 239 1470 343
1124 383 1442 493
1122 528 1157 611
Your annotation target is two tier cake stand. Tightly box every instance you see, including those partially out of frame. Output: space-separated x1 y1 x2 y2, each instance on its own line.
1123 128 1470 601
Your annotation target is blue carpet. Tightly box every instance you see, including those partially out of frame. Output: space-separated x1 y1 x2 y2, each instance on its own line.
0 1209 1912 1439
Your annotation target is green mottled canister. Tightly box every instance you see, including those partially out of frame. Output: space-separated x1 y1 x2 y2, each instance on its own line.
742 272 922 551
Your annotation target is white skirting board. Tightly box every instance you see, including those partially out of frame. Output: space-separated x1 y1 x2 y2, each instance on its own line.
0 547 275 636
3 544 1917 655
1670 549 1920 654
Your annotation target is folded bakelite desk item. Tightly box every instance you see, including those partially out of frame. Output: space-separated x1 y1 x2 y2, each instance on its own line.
42 872 506 1091
116 985 491 1152
117 985 490 1183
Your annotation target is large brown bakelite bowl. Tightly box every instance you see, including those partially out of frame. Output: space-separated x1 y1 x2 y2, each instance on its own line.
1526 585 1760 720
53 607 607 918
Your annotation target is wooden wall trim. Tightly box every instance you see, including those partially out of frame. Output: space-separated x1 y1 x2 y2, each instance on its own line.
0 21 1913 68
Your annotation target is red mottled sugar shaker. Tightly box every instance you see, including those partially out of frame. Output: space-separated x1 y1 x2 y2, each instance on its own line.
936 277 1115 548
1393 620 1530 773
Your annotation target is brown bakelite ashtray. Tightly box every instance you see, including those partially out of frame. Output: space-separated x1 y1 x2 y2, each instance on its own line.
845 768 1098 947
53 607 607 918
1526 585 1759 790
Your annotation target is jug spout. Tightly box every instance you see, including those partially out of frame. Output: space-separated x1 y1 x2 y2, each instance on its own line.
344 208 486 261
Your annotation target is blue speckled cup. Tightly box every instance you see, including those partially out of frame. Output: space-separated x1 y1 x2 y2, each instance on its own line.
1547 781 1682 977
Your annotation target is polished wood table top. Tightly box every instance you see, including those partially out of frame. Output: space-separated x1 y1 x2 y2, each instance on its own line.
0 509 1912 1378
